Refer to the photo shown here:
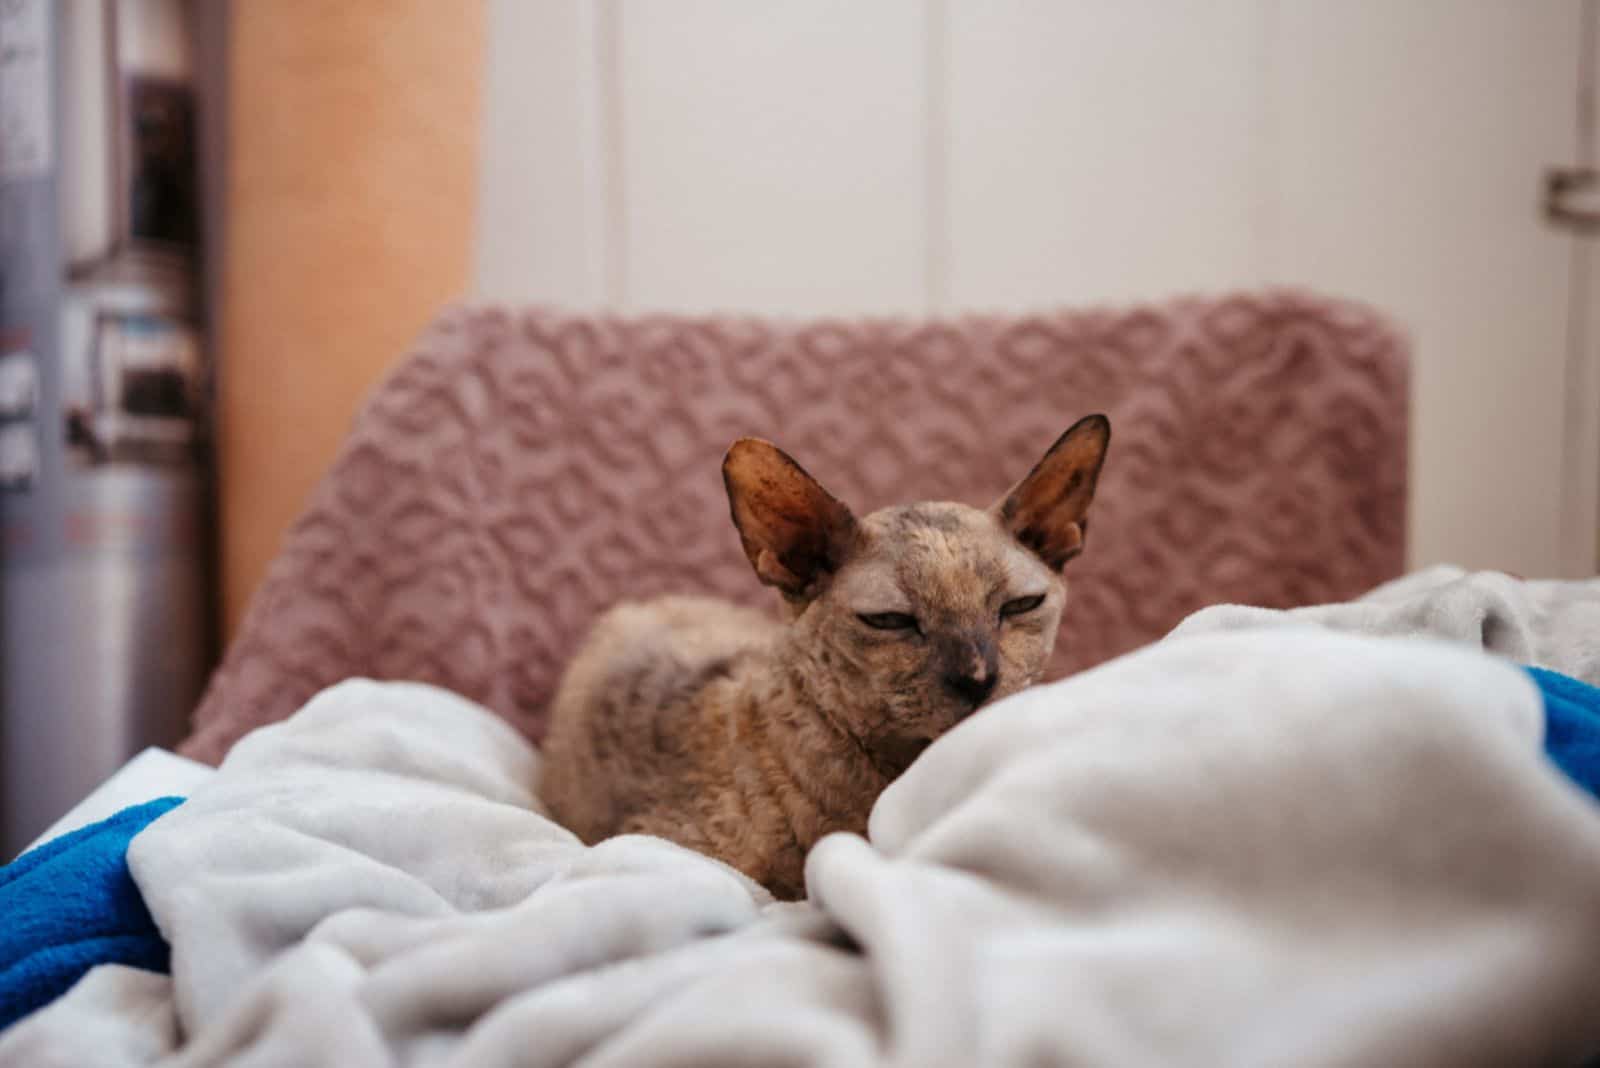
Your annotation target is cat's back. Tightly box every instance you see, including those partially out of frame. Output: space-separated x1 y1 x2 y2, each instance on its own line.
560 595 778 694
538 594 778 841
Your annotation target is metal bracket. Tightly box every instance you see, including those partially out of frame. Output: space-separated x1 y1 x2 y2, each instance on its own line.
1546 166 1600 233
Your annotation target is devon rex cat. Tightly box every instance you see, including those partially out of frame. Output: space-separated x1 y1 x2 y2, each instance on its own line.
540 414 1110 899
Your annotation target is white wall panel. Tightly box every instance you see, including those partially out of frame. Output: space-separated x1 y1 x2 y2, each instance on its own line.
617 0 928 314
944 0 1267 307
473 0 1590 577
475 0 604 305
1273 0 1578 576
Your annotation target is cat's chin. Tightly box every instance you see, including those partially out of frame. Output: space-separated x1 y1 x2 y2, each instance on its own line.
868 734 935 780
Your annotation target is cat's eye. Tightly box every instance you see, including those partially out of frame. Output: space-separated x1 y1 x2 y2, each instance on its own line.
858 611 919 632
1000 594 1046 619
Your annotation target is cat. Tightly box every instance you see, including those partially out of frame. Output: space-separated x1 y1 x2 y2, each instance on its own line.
538 414 1110 900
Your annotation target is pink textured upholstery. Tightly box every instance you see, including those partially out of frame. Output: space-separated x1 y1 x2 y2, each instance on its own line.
182 292 1409 763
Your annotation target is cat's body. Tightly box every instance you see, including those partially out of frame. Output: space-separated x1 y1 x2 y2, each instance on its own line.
539 417 1110 899
539 594 878 899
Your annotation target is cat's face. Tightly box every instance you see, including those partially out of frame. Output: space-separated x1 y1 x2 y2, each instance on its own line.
723 415 1109 772
790 502 1067 766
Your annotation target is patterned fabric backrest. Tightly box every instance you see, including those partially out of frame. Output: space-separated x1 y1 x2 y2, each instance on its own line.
182 292 1409 763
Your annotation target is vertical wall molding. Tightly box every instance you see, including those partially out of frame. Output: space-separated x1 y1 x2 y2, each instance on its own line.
576 0 625 308
923 0 950 314
1562 234 1595 577
1251 0 1281 282
1561 0 1600 576
600 0 627 308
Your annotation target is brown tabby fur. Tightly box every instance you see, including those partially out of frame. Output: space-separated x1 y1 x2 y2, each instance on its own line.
539 415 1111 899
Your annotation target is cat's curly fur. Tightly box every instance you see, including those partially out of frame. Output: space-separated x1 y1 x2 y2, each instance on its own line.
539 415 1110 899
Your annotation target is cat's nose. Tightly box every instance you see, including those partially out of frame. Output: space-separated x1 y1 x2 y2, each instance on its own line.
943 668 998 709
937 633 1000 712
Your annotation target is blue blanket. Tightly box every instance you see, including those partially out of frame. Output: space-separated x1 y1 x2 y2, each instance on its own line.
0 796 182 1030
1528 667 1600 801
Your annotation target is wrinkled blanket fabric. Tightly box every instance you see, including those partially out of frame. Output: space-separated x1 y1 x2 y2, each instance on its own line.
2 568 1598 1067
0 798 181 1030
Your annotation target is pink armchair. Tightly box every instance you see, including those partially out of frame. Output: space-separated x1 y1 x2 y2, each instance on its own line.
183 291 1408 763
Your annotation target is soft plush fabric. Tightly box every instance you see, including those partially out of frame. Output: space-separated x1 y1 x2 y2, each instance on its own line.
1173 566 1600 801
1170 565 1600 685
0 797 182 1030
1529 667 1600 800
8 654 1592 1047
0 966 175 1068
9 580 1600 1065
183 291 1410 763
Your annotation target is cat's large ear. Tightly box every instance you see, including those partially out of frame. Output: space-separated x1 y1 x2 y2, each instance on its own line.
993 414 1111 570
723 439 858 597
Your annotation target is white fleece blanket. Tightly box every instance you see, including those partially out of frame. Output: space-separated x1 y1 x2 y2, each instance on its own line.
5 570 1600 1066
1170 564 1600 684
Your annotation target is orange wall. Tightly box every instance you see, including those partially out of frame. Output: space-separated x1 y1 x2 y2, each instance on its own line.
219 1 485 636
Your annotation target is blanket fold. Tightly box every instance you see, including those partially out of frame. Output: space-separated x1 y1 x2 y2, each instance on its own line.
0 797 182 1030
1170 564 1600 685
4 569 1600 1066
1528 666 1600 798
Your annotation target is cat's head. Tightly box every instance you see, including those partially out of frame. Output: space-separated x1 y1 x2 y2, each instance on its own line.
722 415 1110 772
